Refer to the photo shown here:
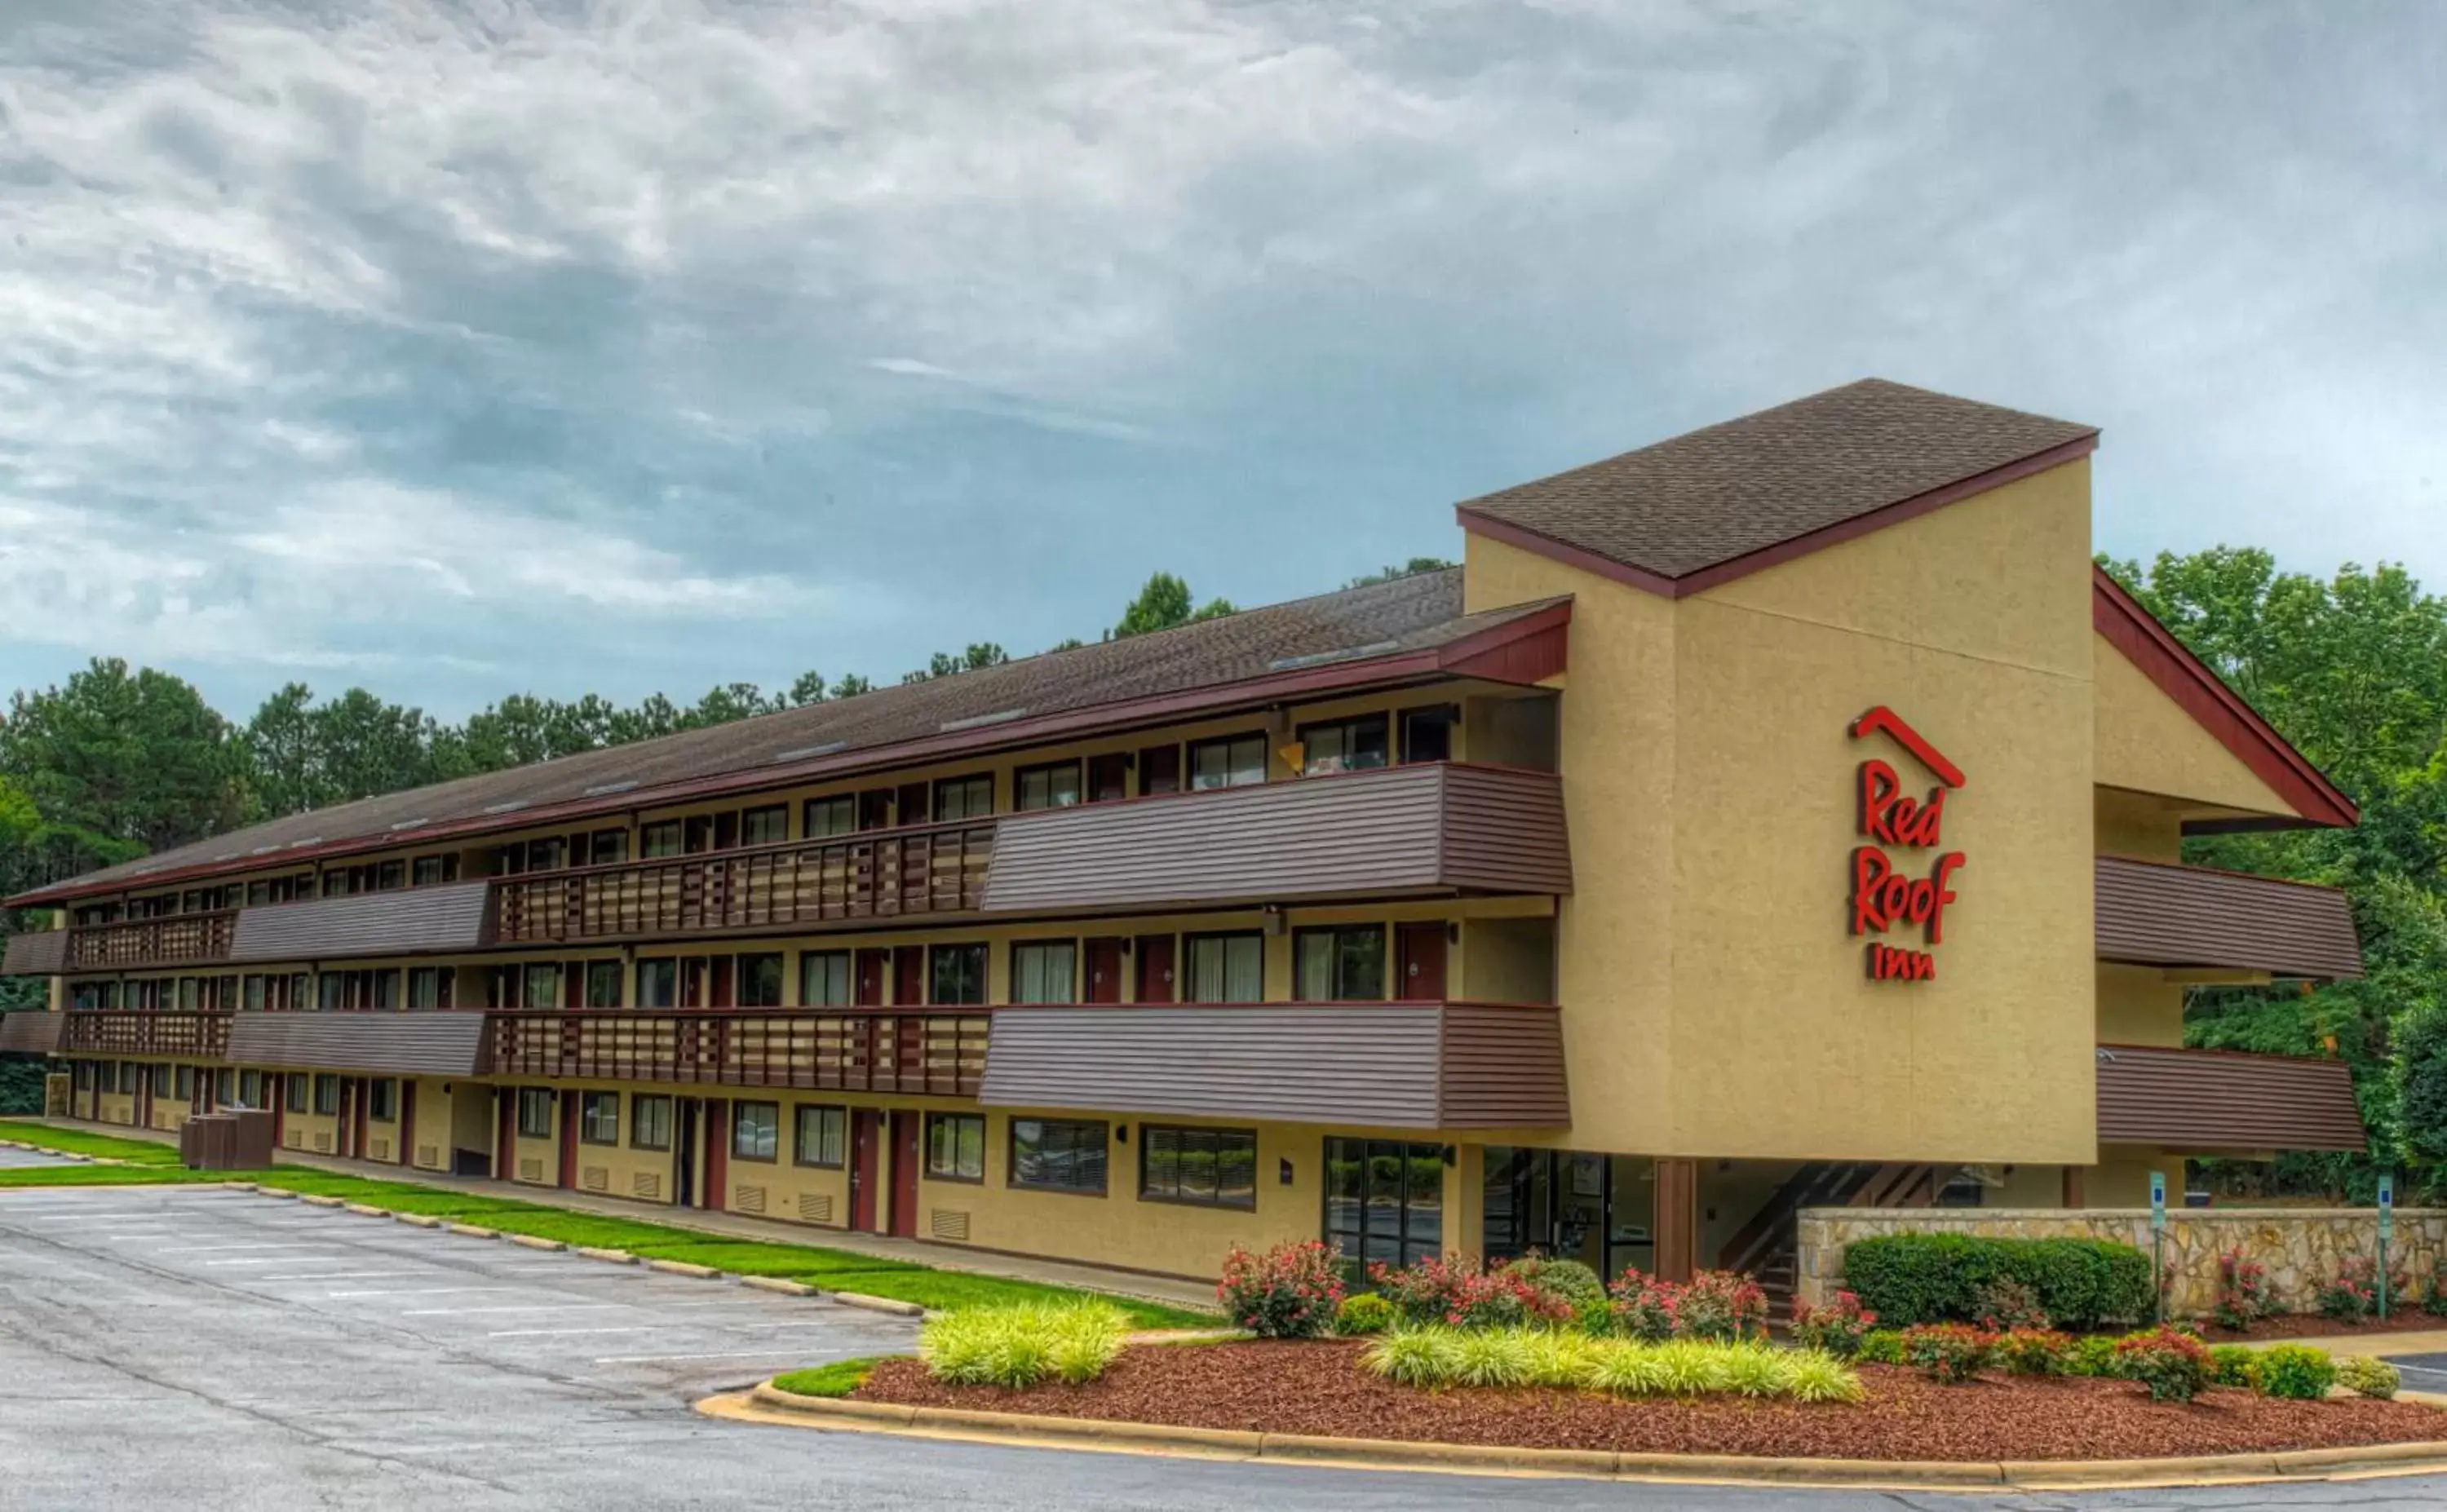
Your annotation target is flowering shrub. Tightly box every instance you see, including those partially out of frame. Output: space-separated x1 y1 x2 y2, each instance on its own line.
1971 1276 2050 1332
2212 1249 2274 1331
1217 1240 1344 1338
2113 1326 2213 1403
1369 1255 1573 1331
1993 1327 2073 1377
2318 1255 2413 1321
1605 1267 1680 1342
1901 1323 1996 1383
1789 1291 1877 1359
1673 1270 1769 1342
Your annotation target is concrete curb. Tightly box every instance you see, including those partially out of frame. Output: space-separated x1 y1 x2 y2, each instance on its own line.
830 1291 926 1318
445 1222 499 1239
507 1234 565 1252
731 1386 2447 1490
299 1194 347 1208
575 1247 637 1265
742 1276 818 1297
396 1214 445 1229
343 1202 390 1218
648 1258 722 1279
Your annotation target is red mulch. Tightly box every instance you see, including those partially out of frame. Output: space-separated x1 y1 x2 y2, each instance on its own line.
2201 1312 2440 1342
855 1340 2447 1462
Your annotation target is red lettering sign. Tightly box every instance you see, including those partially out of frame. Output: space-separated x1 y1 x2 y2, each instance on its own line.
1847 709 1967 984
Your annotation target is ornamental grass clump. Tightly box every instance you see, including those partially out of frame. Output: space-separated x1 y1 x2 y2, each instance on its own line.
1784 1350 1869 1405
1217 1240 1344 1339
921 1301 1128 1388
2112 1326 2214 1403
1361 1328 1862 1404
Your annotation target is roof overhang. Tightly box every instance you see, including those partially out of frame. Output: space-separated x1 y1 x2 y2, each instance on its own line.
7 601 1571 909
1456 435 2099 599
2090 568 2358 830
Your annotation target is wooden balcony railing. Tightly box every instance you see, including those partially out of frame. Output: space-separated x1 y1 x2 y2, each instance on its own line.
485 1009 993 1096
491 820 996 945
66 912 237 971
60 1010 231 1060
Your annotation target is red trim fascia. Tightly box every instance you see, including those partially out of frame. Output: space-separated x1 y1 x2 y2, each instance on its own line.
2090 567 2357 829
1456 434 2100 600
7 609 1573 909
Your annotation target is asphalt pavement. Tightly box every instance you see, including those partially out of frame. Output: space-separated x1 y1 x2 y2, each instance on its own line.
4 1183 2445 1510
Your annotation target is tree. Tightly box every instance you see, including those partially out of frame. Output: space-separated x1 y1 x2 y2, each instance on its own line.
1345 556 1456 589
828 674 874 700
788 670 829 706
1113 573 1235 639
0 658 247 875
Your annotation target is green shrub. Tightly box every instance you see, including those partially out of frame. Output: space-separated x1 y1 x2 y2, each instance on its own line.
2336 1355 2401 1399
2213 1249 2274 1331
1994 1328 2073 1377
2067 1334 2123 1379
2207 1343 2261 1390
1501 1255 1606 1314
1334 1293 1396 1336
1855 1329 1905 1366
1843 1234 2153 1331
1785 1350 1869 1404
921 1302 1126 1388
2113 1327 2213 1403
1901 1323 1996 1383
1790 1291 1877 1359
2256 1344 2339 1401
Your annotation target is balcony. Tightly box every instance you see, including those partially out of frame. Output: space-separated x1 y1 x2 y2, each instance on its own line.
60 1010 230 1060
979 999 1570 1130
2095 856 2364 979
2095 1043 2366 1153
492 820 994 945
486 1010 992 1097
64 910 238 970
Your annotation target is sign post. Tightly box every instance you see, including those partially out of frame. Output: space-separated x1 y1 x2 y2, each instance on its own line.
2149 1171 2168 1324
2378 1173 2396 1322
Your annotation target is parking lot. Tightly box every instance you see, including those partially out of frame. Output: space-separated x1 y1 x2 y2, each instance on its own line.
7 1182 2446 1511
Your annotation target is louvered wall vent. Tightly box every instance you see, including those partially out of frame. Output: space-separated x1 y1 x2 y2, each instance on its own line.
929 1209 971 1242
797 1192 834 1225
734 1185 768 1216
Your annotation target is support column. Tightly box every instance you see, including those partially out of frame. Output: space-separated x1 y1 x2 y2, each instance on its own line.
2061 1164 2086 1210
1654 1157 1700 1282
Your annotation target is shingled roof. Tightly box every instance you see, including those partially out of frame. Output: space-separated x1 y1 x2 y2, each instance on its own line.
1457 378 2098 594
18 569 1567 904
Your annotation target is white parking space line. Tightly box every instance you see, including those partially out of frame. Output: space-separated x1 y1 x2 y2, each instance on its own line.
487 1326 666 1337
400 1303 627 1315
250 1271 427 1281
591 1350 825 1364
206 1256 350 1267
154 1243 337 1253
326 1287 523 1298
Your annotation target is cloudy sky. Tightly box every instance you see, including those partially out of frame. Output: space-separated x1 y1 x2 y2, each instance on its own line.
0 1 2439 720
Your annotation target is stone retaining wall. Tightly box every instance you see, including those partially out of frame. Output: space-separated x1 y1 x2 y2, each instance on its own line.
1795 1207 2444 1319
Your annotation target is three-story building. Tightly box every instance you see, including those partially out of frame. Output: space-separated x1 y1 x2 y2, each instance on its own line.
0 379 2370 1294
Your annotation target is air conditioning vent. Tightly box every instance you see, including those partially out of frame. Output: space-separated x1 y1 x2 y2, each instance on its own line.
283 1130 303 1150
416 1145 440 1169
313 1133 334 1154
634 1171 662 1201
518 1157 543 1183
582 1166 609 1192
370 1138 391 1162
929 1209 971 1243
733 1184 767 1216
797 1192 834 1225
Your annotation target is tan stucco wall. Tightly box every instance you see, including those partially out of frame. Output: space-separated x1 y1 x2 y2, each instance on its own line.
2097 962 2184 1047
1467 461 2100 1165
2094 633 2295 820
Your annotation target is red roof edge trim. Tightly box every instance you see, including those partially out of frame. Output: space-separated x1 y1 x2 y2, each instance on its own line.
2 612 1570 910
1456 434 2099 599
2091 567 2358 830
1435 599 1571 684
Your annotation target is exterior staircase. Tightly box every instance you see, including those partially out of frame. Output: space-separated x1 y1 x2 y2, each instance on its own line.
1719 1162 1956 1320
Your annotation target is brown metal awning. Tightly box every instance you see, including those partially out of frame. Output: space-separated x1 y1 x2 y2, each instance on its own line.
2095 855 2364 979
0 1011 64 1055
224 1011 489 1077
2 930 68 976
227 881 494 965
2096 1043 2366 1152
979 1001 1570 1130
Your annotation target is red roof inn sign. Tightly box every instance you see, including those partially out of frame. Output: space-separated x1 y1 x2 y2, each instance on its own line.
1848 707 1967 982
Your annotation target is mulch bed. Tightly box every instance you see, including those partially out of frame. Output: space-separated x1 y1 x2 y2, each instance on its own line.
2200 1312 2441 1342
854 1339 2447 1462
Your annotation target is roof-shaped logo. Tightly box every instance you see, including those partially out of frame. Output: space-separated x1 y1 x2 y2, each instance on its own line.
1848 705 1965 789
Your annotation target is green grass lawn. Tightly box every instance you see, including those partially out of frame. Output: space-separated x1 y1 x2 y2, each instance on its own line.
770 1356 887 1397
0 1120 1217 1329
